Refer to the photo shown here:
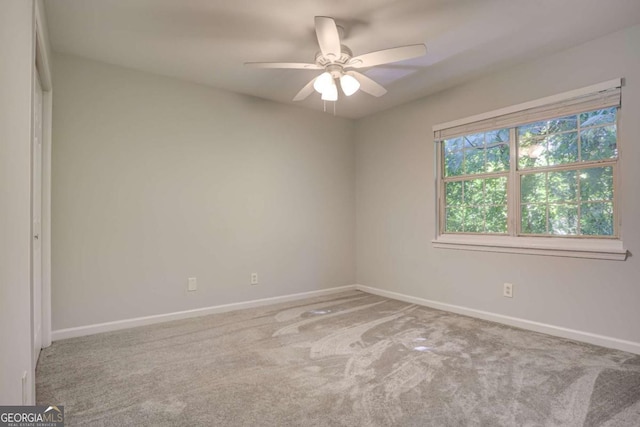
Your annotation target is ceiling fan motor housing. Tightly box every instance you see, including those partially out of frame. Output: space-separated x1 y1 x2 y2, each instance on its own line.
315 45 353 68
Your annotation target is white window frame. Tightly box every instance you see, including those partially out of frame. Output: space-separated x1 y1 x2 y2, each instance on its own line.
432 79 627 261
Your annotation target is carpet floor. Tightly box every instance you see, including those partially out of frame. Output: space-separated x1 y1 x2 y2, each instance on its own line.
37 291 640 426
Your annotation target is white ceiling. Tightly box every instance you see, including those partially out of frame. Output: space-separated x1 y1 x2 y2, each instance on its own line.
45 0 640 119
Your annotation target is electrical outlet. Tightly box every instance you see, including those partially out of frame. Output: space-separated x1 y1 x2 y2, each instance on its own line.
503 283 513 298
188 277 197 292
251 273 258 285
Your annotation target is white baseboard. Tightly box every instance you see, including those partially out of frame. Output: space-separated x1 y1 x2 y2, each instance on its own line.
52 283 640 355
52 285 357 341
355 284 640 355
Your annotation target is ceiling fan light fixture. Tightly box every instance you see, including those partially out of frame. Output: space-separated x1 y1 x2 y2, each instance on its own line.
340 73 360 96
246 17 427 105
321 80 338 101
313 72 333 94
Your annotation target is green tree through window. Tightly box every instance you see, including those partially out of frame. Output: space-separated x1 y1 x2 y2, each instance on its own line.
442 108 617 237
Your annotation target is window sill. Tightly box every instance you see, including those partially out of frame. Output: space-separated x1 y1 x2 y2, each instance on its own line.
432 234 627 261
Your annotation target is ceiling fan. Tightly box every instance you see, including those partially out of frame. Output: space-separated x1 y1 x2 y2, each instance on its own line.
245 16 427 102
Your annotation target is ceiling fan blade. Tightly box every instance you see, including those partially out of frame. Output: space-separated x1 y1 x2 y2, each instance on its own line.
349 44 426 68
314 16 341 60
348 71 387 97
244 62 322 70
293 77 318 101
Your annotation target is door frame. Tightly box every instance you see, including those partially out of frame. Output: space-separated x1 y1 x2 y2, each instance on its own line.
33 0 52 357
32 67 43 367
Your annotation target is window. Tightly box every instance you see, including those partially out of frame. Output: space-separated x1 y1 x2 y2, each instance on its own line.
518 108 617 236
433 80 626 260
443 129 510 234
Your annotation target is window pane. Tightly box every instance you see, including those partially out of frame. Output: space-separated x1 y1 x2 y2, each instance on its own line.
548 204 578 235
519 132 579 169
444 137 463 153
580 167 613 202
518 133 542 169
547 132 578 166
520 167 614 237
550 115 578 132
486 205 507 233
548 170 577 202
579 107 616 127
485 177 507 205
518 136 548 169
518 114 581 169
464 206 484 232
462 133 484 149
486 129 509 144
445 181 463 206
464 148 485 174
443 177 508 234
444 129 510 177
580 202 614 236
444 149 463 177
521 173 546 204
518 122 547 137
445 207 464 232
486 129 510 174
521 204 546 234
463 179 484 206
518 115 577 137
581 125 617 161
486 143 509 172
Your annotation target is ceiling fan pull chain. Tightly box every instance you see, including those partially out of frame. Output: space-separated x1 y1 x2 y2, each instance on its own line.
333 101 336 116
323 100 326 113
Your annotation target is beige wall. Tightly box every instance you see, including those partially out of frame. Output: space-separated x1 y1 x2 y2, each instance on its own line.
0 0 35 404
355 24 640 344
52 54 355 330
52 24 640 348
